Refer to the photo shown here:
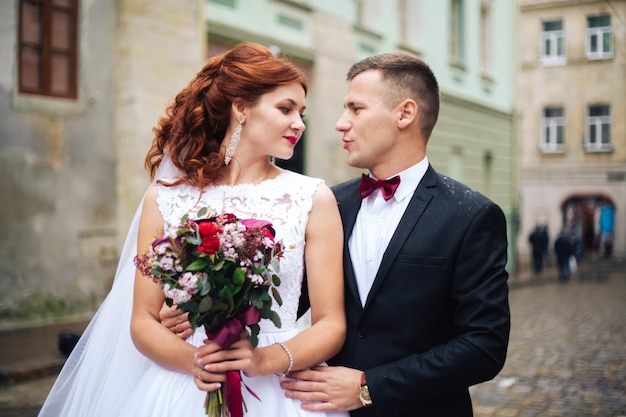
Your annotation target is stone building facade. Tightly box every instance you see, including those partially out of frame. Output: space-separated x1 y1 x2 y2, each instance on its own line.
0 0 518 318
517 0 626 262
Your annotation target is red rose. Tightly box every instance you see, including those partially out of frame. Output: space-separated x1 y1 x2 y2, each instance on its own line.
197 220 220 254
198 221 219 237
199 236 220 254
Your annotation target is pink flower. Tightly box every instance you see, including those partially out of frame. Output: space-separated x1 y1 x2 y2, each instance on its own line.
163 284 192 304
179 272 200 294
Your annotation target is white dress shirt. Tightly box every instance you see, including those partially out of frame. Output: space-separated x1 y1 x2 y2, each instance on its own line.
348 157 429 306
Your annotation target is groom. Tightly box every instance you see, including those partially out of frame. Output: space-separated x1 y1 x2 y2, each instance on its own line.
281 52 510 416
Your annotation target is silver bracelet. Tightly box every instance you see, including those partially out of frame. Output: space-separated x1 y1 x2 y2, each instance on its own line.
274 342 293 377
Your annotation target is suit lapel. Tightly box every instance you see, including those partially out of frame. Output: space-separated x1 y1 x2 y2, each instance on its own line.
363 165 438 309
338 184 363 307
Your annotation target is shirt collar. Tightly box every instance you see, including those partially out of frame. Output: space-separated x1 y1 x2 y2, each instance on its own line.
368 156 429 203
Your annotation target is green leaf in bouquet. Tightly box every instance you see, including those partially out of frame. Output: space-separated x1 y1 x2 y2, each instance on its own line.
189 314 198 330
270 258 281 272
186 258 209 271
196 278 212 296
180 213 189 225
213 301 229 312
249 323 260 348
181 299 199 311
176 227 193 236
219 287 235 313
186 233 201 245
197 207 208 218
271 274 281 287
212 258 225 271
266 310 282 328
249 291 264 309
222 258 239 274
199 296 213 313
232 268 245 286
271 286 283 306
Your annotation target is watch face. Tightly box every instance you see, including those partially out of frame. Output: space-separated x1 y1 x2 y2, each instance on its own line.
359 386 372 405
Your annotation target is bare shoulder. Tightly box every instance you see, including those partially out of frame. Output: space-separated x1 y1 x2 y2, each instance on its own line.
312 182 337 205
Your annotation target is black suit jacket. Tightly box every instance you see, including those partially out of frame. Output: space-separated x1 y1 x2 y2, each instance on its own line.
327 165 510 417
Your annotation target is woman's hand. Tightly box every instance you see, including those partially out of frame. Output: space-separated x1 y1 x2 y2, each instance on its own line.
159 303 193 339
193 331 264 385
193 340 226 392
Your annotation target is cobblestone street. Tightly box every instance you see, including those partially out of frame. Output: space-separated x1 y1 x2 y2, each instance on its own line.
1 259 625 417
471 259 626 417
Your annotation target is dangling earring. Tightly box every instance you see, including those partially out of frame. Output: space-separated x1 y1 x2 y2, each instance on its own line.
224 121 242 165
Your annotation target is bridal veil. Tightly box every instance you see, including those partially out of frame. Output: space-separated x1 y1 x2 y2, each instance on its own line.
38 156 182 417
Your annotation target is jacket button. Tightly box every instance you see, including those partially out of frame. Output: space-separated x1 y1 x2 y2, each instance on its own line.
357 328 367 338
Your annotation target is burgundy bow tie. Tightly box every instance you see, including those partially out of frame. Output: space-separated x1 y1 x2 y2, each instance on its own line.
359 174 401 201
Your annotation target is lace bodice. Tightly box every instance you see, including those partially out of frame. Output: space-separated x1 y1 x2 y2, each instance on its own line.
156 171 323 328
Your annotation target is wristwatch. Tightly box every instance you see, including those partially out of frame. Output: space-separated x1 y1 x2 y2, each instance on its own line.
358 372 373 407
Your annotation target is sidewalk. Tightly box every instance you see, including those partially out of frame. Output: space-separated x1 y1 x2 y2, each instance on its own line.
0 257 611 387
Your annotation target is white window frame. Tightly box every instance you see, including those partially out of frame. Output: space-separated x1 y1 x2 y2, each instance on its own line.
540 20 565 66
480 0 492 76
585 105 612 152
450 0 465 65
540 107 565 153
587 15 613 60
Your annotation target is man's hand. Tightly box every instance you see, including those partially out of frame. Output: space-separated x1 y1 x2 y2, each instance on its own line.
281 366 364 412
159 303 192 339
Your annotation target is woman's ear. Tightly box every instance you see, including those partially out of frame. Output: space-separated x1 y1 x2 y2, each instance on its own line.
231 99 246 123
397 99 417 129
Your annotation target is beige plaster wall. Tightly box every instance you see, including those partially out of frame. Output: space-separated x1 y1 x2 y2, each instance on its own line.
115 0 206 244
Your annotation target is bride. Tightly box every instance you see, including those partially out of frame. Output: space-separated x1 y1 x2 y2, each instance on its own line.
38 42 348 417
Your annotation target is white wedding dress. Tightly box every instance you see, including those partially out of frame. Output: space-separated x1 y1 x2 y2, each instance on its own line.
38 168 348 417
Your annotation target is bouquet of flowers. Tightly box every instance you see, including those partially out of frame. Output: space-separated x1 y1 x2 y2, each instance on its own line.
134 207 284 417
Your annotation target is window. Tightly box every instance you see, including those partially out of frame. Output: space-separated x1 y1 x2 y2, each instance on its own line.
354 0 380 31
398 0 420 47
398 0 408 43
587 15 612 60
541 20 565 65
585 105 611 152
450 0 465 65
480 0 492 75
18 0 79 99
540 107 565 152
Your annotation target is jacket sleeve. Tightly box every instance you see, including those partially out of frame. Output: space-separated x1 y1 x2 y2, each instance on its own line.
367 201 511 412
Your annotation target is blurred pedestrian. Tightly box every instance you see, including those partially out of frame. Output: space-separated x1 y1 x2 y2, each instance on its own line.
554 229 573 283
598 202 614 258
528 224 548 275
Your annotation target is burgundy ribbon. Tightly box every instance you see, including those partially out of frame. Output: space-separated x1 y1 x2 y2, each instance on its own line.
208 305 261 349
206 305 262 417
224 371 244 417
359 174 401 201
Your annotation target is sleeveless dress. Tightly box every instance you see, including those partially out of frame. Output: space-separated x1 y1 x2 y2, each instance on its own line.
119 171 349 417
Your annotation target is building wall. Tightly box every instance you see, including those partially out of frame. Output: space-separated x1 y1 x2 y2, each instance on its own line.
0 0 205 317
0 0 519 317
115 0 206 243
0 0 118 314
205 0 519 270
517 0 626 261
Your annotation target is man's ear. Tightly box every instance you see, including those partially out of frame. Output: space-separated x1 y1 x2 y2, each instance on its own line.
397 99 417 129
